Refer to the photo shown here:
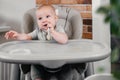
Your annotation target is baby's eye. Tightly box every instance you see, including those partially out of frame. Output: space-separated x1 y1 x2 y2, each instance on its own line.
46 15 50 18
38 17 42 20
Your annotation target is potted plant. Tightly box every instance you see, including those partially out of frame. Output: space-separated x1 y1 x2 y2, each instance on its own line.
97 0 120 79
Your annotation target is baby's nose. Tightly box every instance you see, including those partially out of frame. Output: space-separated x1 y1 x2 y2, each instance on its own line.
42 18 48 23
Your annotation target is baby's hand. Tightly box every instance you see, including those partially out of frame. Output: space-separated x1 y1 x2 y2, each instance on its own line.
5 30 19 39
4 30 28 40
47 22 55 33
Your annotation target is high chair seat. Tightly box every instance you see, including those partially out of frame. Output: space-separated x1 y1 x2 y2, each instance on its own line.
22 5 83 39
10 5 84 80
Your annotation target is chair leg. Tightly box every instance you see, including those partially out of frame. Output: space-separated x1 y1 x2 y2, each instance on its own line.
25 72 31 80
85 63 94 77
10 64 20 80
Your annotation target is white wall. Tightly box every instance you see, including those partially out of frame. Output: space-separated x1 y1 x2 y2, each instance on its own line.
92 0 111 74
0 0 36 32
0 1 35 80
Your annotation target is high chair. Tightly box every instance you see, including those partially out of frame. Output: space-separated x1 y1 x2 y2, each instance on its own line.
10 5 87 80
10 3 111 80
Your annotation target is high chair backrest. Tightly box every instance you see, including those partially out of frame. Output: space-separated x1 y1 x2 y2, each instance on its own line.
22 5 83 39
10 6 83 80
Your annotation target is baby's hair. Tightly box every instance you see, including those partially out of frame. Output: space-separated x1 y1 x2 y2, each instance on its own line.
36 4 56 13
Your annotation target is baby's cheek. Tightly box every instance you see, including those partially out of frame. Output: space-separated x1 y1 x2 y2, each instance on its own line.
38 25 41 28
37 23 42 27
38 26 42 29
37 21 42 25
53 22 56 27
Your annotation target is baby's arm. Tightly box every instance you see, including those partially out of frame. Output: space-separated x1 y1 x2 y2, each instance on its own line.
47 22 68 44
4 30 32 40
48 24 68 44
50 30 68 44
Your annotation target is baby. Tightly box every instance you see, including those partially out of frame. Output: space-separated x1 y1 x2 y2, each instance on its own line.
5 4 82 80
5 4 68 44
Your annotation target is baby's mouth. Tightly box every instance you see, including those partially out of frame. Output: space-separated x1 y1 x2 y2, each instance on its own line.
43 24 48 27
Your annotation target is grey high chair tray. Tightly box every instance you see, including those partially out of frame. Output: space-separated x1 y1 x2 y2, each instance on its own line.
0 40 110 68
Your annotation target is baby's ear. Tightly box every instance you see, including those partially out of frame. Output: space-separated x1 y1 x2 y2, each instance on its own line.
55 15 58 22
55 15 58 19
55 9 59 16
55 8 59 19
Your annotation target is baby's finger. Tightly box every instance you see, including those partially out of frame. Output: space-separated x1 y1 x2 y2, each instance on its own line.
4 32 9 39
47 23 53 28
9 32 14 39
13 34 18 39
48 23 54 31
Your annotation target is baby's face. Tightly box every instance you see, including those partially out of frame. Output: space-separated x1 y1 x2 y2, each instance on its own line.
36 6 57 31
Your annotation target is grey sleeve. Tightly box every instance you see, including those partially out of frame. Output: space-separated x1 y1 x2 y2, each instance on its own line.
28 29 38 39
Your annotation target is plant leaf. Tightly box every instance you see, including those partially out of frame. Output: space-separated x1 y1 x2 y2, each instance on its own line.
111 47 119 63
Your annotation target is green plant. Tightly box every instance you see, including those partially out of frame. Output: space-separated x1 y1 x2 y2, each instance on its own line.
97 0 120 37
97 0 120 62
97 0 120 79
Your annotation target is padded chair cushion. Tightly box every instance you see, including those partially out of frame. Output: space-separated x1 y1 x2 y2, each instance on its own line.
20 5 83 74
56 19 72 39
53 5 83 39
22 5 83 39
